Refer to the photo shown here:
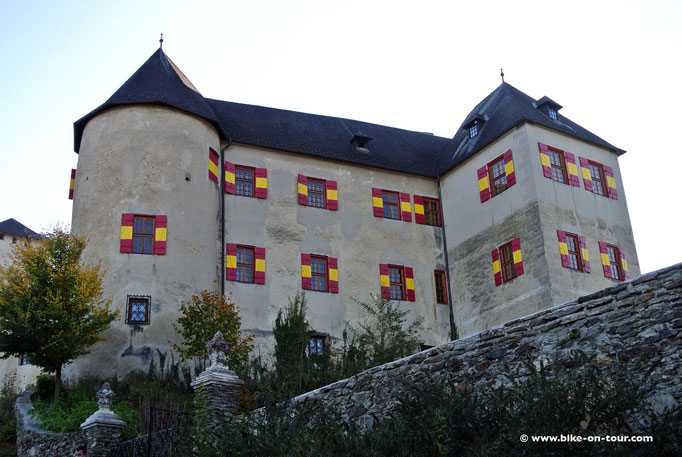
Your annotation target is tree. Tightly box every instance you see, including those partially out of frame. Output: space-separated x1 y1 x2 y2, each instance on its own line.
272 292 310 395
0 228 118 399
343 295 423 374
172 290 253 375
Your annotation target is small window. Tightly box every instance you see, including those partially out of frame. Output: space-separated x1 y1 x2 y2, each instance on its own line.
133 216 155 254
382 191 400 220
19 356 29 366
423 198 441 227
548 148 568 184
488 157 508 197
469 124 478 138
126 295 150 324
388 265 405 300
499 242 516 282
565 233 583 271
309 336 326 355
434 270 448 304
235 166 255 197
237 246 255 283
307 179 326 208
588 162 606 196
311 256 328 292
606 244 624 281
548 106 558 120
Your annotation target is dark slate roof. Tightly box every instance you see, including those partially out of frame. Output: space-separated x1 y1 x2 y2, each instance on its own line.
207 99 451 177
0 219 41 239
437 83 625 175
73 49 226 153
74 51 625 177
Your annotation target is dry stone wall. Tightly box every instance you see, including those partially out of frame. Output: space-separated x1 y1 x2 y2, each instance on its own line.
294 263 682 428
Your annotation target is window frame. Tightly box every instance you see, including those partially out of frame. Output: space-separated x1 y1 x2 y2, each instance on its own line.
469 123 478 138
434 270 448 304
547 146 568 184
588 161 607 197
382 190 401 220
310 255 329 292
565 233 584 272
235 165 256 197
309 335 327 356
606 244 624 281
423 197 441 227
307 178 327 209
499 242 517 283
236 245 255 283
132 215 156 255
388 265 406 300
126 295 151 325
487 156 508 197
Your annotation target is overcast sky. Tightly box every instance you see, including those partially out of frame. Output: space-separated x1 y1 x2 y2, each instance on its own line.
1 0 680 274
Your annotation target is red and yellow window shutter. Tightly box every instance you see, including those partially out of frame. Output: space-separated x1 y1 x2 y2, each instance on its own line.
491 249 502 286
120 214 134 253
603 165 618 200
254 247 266 284
413 195 425 224
538 143 553 178
301 254 312 290
503 149 516 186
255 168 268 199
326 181 338 210
556 230 571 268
69 169 76 200
154 215 167 255
405 267 415 302
564 152 580 187
328 257 339 293
579 157 594 192
620 249 629 280
379 264 390 298
372 188 384 217
477 166 491 202
225 162 236 194
226 243 237 281
598 242 611 278
580 236 591 273
511 238 524 276
400 193 412 222
208 148 219 184
297 174 308 205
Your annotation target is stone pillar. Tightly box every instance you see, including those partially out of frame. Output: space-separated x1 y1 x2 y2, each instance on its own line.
80 382 126 457
191 331 244 419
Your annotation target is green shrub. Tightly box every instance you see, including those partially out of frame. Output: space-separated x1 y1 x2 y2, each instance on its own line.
0 377 17 444
34 373 55 401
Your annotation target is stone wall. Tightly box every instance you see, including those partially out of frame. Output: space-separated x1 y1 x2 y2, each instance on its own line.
14 389 87 457
294 263 682 428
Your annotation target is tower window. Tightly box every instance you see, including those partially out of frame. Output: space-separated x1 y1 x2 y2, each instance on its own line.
309 336 326 355
235 166 255 197
133 217 155 254
548 107 558 120
469 124 478 138
126 295 151 324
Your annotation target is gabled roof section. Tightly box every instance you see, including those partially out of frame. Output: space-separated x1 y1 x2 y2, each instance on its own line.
0 218 41 239
207 99 451 177
73 49 226 153
437 83 625 175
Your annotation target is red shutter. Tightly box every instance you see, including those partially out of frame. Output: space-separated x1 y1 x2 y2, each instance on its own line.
69 169 76 199
400 193 412 222
153 215 167 255
255 168 267 199
208 148 219 184
405 267 415 301
580 236 590 273
511 238 524 276
372 188 384 217
301 254 312 290
557 230 570 268
328 257 339 293
413 195 425 224
297 174 308 205
598 242 611 278
254 247 266 284
379 263 390 298
579 157 594 192
619 248 629 280
491 249 502 286
503 149 516 186
120 214 134 253
564 152 580 187
226 243 237 281
326 180 338 210
477 166 490 202
603 165 618 200
225 162 236 194
538 143 553 178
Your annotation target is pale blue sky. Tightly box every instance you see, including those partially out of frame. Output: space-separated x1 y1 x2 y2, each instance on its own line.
1 0 681 273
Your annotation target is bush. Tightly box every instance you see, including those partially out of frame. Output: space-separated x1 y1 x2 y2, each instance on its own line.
34 373 55 401
0 377 17 444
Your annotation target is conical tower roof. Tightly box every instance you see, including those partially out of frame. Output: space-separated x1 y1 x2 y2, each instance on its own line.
74 49 226 152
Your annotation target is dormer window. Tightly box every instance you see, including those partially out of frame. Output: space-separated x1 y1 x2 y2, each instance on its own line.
536 96 562 121
464 114 485 140
469 124 478 138
351 135 373 152
548 106 558 120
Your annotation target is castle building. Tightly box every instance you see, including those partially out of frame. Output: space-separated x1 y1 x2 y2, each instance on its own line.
59 48 637 378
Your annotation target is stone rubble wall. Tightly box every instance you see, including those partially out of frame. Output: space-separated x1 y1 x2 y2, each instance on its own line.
294 263 682 428
14 389 87 457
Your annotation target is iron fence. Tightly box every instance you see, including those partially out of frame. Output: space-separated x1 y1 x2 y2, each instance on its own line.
111 406 194 457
